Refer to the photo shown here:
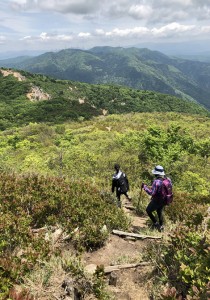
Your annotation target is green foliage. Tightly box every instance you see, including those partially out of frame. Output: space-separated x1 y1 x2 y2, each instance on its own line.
139 124 196 166
138 123 210 195
0 172 129 297
164 191 206 225
0 74 29 102
0 69 209 131
151 226 210 299
0 112 209 298
93 266 110 299
62 258 110 299
0 172 129 246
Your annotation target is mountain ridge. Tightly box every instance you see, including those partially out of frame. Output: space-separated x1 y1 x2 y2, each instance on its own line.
1 46 210 110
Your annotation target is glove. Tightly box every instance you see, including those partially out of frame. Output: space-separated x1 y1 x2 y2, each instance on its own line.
141 182 145 189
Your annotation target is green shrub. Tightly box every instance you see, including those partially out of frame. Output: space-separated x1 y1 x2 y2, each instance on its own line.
146 225 210 299
0 172 129 297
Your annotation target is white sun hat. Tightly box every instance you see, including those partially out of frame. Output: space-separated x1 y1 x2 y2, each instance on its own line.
152 165 165 176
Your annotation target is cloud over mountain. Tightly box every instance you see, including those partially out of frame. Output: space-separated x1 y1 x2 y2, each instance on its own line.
1 0 210 55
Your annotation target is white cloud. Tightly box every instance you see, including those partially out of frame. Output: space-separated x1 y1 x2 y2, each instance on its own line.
105 27 149 37
10 0 100 14
128 4 153 19
40 32 50 40
20 35 31 40
78 32 91 38
151 0 192 6
95 29 105 36
1 0 210 55
8 0 210 24
40 32 73 41
0 35 6 44
201 25 210 33
20 32 73 41
151 23 196 38
17 22 210 44
91 23 200 41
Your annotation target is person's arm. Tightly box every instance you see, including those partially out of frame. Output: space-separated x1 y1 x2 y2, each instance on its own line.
112 178 116 193
143 180 159 196
125 174 129 191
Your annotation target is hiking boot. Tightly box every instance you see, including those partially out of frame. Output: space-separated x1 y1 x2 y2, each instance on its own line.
159 225 164 232
151 222 160 230
117 201 122 208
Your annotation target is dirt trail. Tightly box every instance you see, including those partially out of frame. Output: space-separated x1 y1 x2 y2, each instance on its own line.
83 200 154 299
15 199 155 300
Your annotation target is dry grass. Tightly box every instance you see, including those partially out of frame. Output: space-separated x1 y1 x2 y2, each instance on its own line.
23 255 71 299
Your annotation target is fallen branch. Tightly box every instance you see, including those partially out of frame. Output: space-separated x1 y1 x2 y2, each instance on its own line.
123 204 136 210
85 262 150 274
112 229 161 240
62 234 71 241
31 226 47 233
104 262 150 274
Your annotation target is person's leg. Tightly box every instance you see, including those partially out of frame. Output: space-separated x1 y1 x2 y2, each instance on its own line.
124 192 132 201
116 191 122 208
146 201 158 225
157 205 165 229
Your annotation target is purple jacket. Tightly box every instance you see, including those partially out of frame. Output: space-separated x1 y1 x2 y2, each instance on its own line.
143 178 163 200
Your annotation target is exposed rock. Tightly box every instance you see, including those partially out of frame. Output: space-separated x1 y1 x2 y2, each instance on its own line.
78 98 85 104
27 85 51 101
62 279 82 300
0 68 26 81
102 109 108 115
109 271 118 286
100 224 108 234
84 264 97 274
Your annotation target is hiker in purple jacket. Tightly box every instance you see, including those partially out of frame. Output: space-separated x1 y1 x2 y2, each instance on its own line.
142 165 169 232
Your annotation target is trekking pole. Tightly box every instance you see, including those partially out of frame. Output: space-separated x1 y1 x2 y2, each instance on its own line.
136 185 143 213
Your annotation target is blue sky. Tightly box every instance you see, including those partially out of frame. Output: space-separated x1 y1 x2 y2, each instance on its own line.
1 0 210 57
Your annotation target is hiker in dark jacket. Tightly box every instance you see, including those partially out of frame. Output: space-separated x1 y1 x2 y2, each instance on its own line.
112 163 131 208
142 165 170 231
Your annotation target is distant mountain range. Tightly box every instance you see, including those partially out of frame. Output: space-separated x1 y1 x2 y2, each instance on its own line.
0 46 210 110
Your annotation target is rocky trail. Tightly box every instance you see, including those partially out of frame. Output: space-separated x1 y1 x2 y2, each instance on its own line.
82 199 161 299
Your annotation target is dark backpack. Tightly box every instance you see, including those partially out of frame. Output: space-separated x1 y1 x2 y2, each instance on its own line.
161 178 173 205
117 173 128 193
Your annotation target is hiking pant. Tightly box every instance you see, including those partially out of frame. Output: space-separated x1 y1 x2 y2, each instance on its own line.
146 199 165 226
116 191 131 201
116 191 130 201
116 191 130 207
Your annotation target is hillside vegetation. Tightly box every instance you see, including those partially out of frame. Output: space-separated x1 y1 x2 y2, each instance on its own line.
1 46 210 110
0 111 210 298
0 68 209 131
0 65 210 298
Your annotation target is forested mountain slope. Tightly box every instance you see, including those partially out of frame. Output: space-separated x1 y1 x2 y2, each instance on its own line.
1 46 210 110
0 68 209 130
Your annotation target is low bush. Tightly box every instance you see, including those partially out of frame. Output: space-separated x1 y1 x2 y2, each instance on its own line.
145 223 210 299
0 172 129 298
